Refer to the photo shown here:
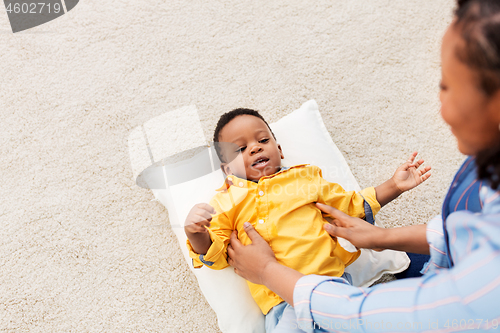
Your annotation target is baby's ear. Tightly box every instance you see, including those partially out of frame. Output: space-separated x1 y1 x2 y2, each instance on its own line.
220 163 232 176
278 144 284 159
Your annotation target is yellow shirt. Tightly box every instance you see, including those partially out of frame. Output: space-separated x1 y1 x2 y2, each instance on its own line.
187 164 380 314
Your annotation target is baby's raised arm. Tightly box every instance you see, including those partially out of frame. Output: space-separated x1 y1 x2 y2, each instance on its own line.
375 151 431 207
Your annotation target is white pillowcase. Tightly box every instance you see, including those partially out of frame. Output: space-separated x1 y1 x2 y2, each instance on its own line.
129 100 409 333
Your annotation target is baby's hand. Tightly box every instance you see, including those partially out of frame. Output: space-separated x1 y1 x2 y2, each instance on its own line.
184 203 216 234
392 152 431 192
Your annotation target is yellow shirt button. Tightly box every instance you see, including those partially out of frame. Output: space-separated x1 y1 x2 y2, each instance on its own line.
258 219 264 224
259 191 264 196
239 182 244 187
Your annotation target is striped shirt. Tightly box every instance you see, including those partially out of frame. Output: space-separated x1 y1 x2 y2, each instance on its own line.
445 156 482 216
293 166 500 332
422 156 482 274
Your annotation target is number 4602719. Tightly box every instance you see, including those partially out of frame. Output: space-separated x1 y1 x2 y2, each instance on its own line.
6 2 62 14
444 319 499 330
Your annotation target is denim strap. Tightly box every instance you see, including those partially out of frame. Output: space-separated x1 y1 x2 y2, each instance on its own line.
198 254 215 266
359 194 375 225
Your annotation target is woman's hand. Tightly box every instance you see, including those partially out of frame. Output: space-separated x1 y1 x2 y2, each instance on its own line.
317 203 387 250
227 222 277 285
318 203 430 254
228 222 304 304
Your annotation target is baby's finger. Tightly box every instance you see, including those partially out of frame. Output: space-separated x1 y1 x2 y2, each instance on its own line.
420 165 431 174
200 219 212 227
407 151 418 163
186 223 208 233
197 210 214 222
409 159 425 169
198 203 217 215
188 217 211 229
421 172 432 182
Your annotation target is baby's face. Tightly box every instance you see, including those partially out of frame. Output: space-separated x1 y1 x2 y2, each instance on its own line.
218 115 284 182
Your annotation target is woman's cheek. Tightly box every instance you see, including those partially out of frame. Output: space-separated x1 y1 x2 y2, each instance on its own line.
439 97 455 127
439 103 450 125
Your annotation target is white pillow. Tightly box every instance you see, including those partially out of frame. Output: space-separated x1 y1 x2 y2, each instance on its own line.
128 100 409 333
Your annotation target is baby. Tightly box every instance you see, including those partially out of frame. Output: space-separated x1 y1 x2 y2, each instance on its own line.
184 108 430 332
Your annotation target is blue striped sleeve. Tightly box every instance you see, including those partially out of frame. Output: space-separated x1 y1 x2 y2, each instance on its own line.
422 215 450 275
293 213 500 332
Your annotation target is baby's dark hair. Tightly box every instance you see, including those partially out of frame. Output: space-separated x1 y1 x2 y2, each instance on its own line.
455 0 500 189
213 108 276 163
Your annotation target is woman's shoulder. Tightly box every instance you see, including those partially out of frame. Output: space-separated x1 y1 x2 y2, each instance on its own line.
446 184 500 255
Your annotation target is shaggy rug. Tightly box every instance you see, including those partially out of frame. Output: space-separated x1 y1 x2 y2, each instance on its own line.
0 0 461 331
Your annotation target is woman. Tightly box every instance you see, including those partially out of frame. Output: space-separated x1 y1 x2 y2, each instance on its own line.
227 0 500 331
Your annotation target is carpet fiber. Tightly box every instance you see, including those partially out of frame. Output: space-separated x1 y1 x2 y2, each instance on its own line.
0 0 462 331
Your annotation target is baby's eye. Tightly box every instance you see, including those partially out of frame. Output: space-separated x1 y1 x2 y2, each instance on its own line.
236 146 246 152
259 138 269 143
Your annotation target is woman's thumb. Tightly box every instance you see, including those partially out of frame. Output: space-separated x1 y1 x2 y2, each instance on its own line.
243 222 260 242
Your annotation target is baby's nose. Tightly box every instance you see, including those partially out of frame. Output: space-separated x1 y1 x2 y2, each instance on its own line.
250 145 263 154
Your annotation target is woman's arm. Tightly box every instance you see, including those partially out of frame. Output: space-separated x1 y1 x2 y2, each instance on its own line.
294 210 500 332
228 216 500 333
317 203 430 254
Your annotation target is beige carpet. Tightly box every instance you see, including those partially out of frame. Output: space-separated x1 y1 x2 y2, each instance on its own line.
0 0 464 331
